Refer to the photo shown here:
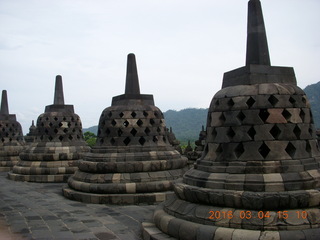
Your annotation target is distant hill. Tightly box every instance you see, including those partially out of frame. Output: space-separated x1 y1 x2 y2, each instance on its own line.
83 82 320 144
304 81 320 129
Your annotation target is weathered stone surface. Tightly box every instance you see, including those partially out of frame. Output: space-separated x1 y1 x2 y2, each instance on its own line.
149 0 320 239
63 54 187 204
0 90 25 172
8 76 90 182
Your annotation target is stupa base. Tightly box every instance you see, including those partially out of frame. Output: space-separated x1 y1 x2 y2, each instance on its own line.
62 186 175 205
7 172 74 183
144 202 320 240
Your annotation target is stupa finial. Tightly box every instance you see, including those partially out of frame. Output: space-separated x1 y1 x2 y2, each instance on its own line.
53 75 65 105
125 53 140 95
246 0 271 66
1 90 9 115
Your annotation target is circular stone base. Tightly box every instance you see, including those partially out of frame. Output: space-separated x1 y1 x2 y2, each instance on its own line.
62 186 175 205
0 167 12 172
7 172 72 183
147 204 320 240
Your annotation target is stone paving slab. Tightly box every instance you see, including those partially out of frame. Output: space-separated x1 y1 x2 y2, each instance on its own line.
0 172 156 240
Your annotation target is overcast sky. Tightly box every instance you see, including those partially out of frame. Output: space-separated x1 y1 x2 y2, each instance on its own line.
1 0 319 134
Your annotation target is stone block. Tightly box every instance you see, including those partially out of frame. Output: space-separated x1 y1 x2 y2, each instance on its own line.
213 227 234 240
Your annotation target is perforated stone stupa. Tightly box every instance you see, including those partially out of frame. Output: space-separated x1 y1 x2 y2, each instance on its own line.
8 76 90 182
145 1 320 239
63 54 188 204
0 90 25 171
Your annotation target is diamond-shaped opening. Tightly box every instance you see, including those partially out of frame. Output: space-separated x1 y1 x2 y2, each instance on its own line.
137 119 143 127
235 143 244 159
154 111 159 117
45 129 49 134
139 136 146 145
259 142 270 159
153 136 158 143
212 128 217 140
157 127 161 133
215 99 220 107
247 127 256 140
58 122 63 127
123 137 131 146
227 99 235 108
63 128 68 133
111 120 117 126
143 111 149 117
63 117 67 121
289 97 296 105
259 109 270 122
110 138 116 145
48 136 53 141
163 136 167 142
306 141 312 154
118 129 123 136
68 135 73 140
299 109 306 122
150 119 155 125
54 129 58 134
49 122 53 127
237 111 246 122
41 123 44 127
123 120 129 127
68 122 72 127
100 138 104 144
270 125 281 139
46 117 49 121
282 109 292 121
105 128 111 135
219 113 226 124
59 136 64 141
285 142 296 158
54 117 58 121
144 127 151 135
293 125 301 139
268 95 279 107
119 112 124 118
108 112 112 117
227 127 235 140
131 111 137 118
130 128 137 136
246 97 256 108
77 135 80 139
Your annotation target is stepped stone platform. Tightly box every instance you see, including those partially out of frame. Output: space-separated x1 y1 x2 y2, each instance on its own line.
144 0 320 239
63 54 188 204
8 76 90 182
0 90 25 172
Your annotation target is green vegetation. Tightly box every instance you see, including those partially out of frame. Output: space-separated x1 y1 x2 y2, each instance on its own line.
84 131 97 147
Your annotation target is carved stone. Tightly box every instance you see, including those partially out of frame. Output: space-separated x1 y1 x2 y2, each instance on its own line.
63 54 188 204
8 76 90 182
0 90 25 171
146 1 320 239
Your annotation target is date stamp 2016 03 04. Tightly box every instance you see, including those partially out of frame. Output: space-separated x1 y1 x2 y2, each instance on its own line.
208 210 308 220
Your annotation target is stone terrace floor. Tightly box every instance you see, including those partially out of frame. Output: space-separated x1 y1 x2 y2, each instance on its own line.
0 172 156 240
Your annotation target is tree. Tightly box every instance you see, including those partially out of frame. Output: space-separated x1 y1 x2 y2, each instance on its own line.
84 131 97 147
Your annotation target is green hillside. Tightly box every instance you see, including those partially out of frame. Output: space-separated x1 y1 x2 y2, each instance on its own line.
304 82 320 129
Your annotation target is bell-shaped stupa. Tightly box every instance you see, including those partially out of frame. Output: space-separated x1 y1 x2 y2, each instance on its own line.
8 76 90 182
145 1 320 239
0 90 25 171
63 54 188 204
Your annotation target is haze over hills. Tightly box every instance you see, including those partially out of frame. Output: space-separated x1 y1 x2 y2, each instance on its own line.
84 82 320 144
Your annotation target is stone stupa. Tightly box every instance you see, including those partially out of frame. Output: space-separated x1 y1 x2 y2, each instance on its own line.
143 0 320 239
8 76 90 182
63 53 188 204
0 90 25 171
